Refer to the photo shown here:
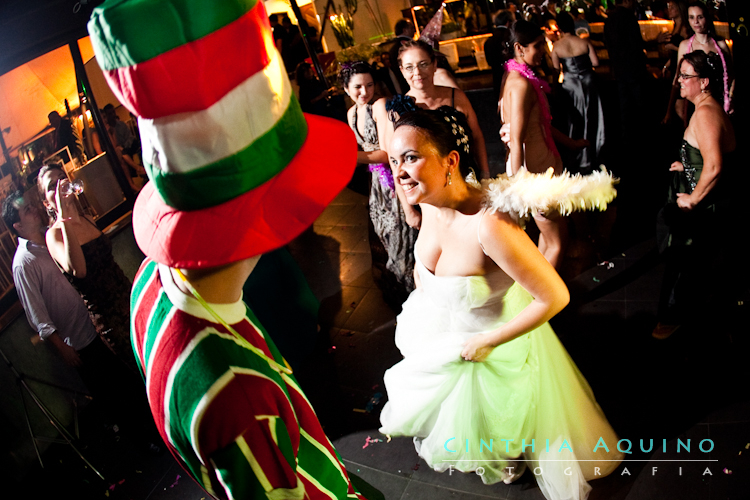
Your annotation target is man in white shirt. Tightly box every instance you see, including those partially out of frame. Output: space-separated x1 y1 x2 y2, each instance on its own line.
3 190 161 452
4 190 98 364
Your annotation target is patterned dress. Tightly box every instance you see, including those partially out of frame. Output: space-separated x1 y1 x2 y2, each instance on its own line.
131 259 367 500
64 231 138 374
350 103 417 305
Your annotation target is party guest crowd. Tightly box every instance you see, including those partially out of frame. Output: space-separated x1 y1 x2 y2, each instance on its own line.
0 1 741 499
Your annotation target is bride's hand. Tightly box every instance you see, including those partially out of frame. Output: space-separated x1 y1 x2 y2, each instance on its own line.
461 334 493 363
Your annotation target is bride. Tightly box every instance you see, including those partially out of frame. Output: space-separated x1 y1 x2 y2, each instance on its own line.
379 106 622 500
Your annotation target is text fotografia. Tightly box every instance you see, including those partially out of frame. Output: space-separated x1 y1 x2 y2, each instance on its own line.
443 437 715 455
444 437 718 478
448 465 718 477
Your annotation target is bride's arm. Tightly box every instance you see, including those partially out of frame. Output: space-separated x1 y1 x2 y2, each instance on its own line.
461 211 569 361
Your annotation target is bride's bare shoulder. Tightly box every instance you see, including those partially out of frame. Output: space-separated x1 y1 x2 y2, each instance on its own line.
478 209 525 243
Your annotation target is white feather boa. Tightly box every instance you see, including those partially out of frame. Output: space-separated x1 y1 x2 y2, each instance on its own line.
478 167 618 219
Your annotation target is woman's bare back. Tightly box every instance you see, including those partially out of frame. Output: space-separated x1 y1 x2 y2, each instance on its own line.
500 72 562 174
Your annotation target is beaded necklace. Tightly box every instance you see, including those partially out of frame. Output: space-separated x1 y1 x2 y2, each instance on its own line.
688 35 730 113
504 59 559 157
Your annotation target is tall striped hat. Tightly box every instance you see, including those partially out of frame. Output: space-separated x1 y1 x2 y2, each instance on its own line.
88 0 356 269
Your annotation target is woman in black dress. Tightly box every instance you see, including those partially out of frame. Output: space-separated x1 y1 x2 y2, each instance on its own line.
38 164 138 374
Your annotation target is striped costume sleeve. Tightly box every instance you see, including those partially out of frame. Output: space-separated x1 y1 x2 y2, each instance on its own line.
130 259 367 499
204 373 366 500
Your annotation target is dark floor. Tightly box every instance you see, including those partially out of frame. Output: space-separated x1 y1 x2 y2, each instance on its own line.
7 85 750 499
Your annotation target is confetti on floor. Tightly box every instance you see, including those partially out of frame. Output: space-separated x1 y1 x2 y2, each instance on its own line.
362 436 383 449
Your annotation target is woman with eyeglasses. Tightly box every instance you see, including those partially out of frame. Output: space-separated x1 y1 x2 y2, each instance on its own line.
374 39 490 231
653 50 736 339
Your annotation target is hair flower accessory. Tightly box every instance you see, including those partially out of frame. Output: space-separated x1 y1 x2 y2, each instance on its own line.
445 111 471 156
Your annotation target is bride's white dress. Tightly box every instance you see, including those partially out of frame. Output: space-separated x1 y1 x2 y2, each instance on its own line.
380 252 623 500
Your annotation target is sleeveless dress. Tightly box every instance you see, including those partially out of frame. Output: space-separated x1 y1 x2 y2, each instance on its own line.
658 140 734 324
350 104 418 302
64 231 138 374
380 213 622 499
559 54 605 174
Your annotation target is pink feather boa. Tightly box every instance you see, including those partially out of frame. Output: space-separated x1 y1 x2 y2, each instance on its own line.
503 59 560 157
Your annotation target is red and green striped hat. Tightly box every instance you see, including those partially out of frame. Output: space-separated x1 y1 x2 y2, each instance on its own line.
88 0 356 269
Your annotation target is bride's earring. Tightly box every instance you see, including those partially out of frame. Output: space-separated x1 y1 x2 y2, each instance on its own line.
447 171 452 185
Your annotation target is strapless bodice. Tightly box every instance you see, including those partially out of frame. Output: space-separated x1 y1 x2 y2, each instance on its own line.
560 54 593 75
414 252 515 332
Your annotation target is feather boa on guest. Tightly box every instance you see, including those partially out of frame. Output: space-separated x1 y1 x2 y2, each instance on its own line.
477 167 618 220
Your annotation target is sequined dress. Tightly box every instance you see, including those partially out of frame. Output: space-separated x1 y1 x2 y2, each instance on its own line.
657 140 735 324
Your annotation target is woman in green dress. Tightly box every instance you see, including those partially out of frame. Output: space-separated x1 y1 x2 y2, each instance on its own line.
653 50 736 339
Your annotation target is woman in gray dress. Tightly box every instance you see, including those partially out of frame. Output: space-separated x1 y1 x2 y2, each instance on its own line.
551 12 605 174
340 61 417 307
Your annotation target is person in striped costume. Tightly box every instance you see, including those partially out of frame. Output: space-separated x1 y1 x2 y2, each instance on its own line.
88 1 366 498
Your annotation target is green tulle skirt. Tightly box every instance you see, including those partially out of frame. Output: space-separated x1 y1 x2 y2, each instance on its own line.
381 255 622 500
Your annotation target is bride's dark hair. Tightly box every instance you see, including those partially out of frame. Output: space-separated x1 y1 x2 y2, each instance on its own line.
393 107 476 178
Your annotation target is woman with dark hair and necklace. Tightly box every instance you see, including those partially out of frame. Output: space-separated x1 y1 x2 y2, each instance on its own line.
499 20 587 269
654 50 736 339
38 164 138 374
663 0 733 124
